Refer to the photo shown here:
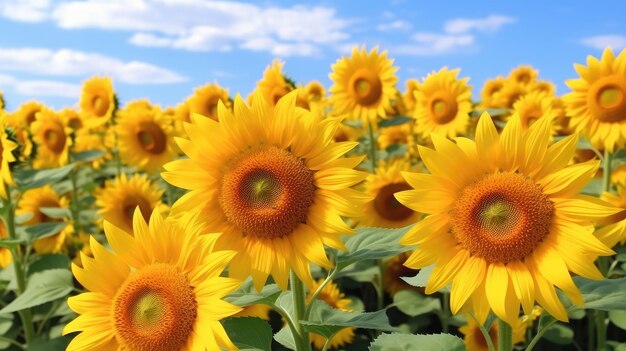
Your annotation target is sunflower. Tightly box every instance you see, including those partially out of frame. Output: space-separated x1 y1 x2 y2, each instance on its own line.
232 304 272 320
384 251 422 295
496 80 528 109
73 131 110 169
403 79 419 113
14 101 45 129
611 164 626 187
0 220 12 268
360 160 421 228
162 90 368 290
509 65 538 86
396 112 617 325
253 60 295 108
459 315 526 351
595 187 626 247
31 109 72 169
511 91 555 132
413 68 472 139
186 83 230 121
479 77 506 109
332 121 362 143
2 112 33 161
531 80 556 96
63 209 241 351
79 76 116 127
377 123 413 151
0 124 17 198
95 174 164 234
564 48 626 152
16 185 71 254
59 108 85 132
307 279 355 350
304 80 327 106
116 104 176 173
125 99 155 112
330 46 398 129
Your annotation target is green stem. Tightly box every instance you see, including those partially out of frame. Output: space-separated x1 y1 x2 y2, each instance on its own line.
595 149 611 351
525 318 558 351
2 192 35 344
602 149 612 193
321 338 331 351
470 313 495 351
304 269 336 320
440 292 450 333
497 319 513 351
367 121 377 173
376 259 385 311
0 335 24 350
69 166 80 234
290 271 311 351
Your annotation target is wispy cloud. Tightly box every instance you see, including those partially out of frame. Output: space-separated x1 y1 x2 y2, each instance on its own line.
0 0 50 22
391 14 514 56
0 48 187 84
377 20 412 32
0 73 80 99
580 35 626 50
1 0 351 57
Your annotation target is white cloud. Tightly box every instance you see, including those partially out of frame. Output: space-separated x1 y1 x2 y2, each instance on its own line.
394 33 474 56
37 0 349 57
377 20 412 32
0 48 187 84
0 73 80 98
0 0 50 22
444 15 516 34
581 35 626 50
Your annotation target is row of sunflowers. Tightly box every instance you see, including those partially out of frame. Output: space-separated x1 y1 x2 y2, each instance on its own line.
0 46 625 351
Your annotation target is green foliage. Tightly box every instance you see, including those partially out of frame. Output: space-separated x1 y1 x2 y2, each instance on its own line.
0 269 73 314
392 290 441 317
71 150 105 163
572 276 626 311
379 115 413 128
369 333 465 351
224 277 282 307
609 310 626 330
222 317 273 351
27 254 70 276
14 164 75 191
470 108 510 118
335 226 412 271
274 327 297 350
20 222 68 242
542 322 574 345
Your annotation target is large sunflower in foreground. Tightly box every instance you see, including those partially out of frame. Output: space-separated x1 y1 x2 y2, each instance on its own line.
329 46 398 129
413 67 472 139
116 105 176 173
307 279 355 350
360 160 421 228
163 90 368 290
0 125 17 198
187 83 231 121
79 76 116 127
564 48 626 151
63 209 241 351
95 174 163 234
31 109 72 169
396 112 617 325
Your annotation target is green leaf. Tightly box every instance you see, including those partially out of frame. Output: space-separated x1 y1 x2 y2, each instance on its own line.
20 222 67 242
27 254 70 276
543 322 573 345
470 108 510 118
222 317 273 351
26 336 71 351
582 178 603 196
392 290 441 317
379 115 413 128
369 333 465 351
72 150 105 162
0 269 73 314
224 277 282 307
401 264 433 288
14 164 75 191
336 226 412 271
39 207 71 219
274 327 296 350
609 310 626 330
384 144 409 160
343 120 362 129
572 276 626 311
301 300 395 339
0 238 22 249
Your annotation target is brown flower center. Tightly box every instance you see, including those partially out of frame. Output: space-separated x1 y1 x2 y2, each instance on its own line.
43 126 66 153
350 69 383 106
121 195 153 233
113 264 197 351
219 145 315 239
588 75 626 123
451 172 553 263
373 182 414 221
428 91 458 124
136 121 167 155
91 94 110 117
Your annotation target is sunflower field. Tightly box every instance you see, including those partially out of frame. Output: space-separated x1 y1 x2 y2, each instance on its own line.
0 45 625 351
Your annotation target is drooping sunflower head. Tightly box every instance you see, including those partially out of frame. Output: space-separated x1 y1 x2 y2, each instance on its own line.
307 279 355 350
511 91 555 131
413 67 472 139
163 90 369 291
95 174 164 234
509 65 538 86
79 76 116 126
384 251 422 295
254 59 295 108
187 83 231 121
15 100 45 129
479 76 506 109
63 209 241 351
329 46 399 129
31 109 72 169
116 104 176 173
397 112 617 325
564 48 626 151
361 159 421 228
0 123 17 199
16 185 70 254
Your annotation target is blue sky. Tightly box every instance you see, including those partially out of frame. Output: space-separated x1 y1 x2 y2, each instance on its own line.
1 0 625 110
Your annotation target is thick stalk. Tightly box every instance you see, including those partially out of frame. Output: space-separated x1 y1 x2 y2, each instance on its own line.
497 319 513 351
440 292 450 333
69 167 81 234
595 149 612 351
3 194 35 343
367 121 377 172
290 271 311 351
